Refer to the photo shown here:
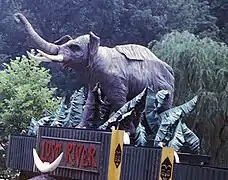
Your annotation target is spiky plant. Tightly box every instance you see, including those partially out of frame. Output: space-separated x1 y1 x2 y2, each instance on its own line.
81 83 111 128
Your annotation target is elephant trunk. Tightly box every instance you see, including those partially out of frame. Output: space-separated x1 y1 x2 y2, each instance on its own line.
14 13 59 55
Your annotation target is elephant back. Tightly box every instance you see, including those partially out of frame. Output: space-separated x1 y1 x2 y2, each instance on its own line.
115 44 159 61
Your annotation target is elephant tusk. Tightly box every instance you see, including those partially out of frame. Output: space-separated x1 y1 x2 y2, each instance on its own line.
33 148 63 173
26 51 52 62
37 49 64 62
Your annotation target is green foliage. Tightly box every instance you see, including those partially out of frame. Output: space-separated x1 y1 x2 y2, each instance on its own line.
144 90 169 136
152 31 228 166
210 0 228 44
99 86 198 152
181 123 200 152
152 31 228 104
28 87 85 135
154 95 198 151
167 121 185 151
99 87 148 131
0 55 59 134
0 0 219 54
52 98 68 124
168 122 200 153
63 87 85 127
135 122 147 146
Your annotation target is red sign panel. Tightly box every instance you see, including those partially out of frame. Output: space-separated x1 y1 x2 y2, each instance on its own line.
39 136 101 173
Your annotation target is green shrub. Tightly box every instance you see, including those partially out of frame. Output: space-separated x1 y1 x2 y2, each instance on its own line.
0 54 60 134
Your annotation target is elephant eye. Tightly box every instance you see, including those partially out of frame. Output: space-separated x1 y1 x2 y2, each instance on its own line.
69 44 81 52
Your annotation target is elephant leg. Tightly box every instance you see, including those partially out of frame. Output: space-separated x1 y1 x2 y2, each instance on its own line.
106 86 136 136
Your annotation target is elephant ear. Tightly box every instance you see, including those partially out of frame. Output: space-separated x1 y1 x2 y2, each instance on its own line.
89 31 100 55
54 35 73 45
115 44 159 61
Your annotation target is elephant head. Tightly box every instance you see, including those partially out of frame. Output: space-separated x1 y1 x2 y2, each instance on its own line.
14 13 100 70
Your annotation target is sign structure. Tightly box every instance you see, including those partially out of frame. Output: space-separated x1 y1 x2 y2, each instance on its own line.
108 130 124 180
159 147 174 180
38 136 101 173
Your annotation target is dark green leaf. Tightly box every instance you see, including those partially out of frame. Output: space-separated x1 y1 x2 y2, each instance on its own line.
154 95 198 147
99 87 148 130
182 123 200 153
135 122 147 146
63 87 85 127
168 120 185 151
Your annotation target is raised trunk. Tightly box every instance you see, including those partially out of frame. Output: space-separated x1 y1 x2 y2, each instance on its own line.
14 13 59 54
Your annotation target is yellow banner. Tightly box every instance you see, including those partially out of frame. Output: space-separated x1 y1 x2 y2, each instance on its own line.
159 147 174 180
108 130 124 180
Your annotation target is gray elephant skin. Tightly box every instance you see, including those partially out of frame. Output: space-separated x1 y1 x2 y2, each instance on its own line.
14 13 175 134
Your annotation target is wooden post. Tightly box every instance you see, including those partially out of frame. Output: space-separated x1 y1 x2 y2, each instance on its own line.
159 147 174 180
108 130 124 180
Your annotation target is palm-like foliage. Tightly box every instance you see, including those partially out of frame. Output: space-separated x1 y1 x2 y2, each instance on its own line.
50 97 68 127
63 87 85 127
98 87 151 146
99 87 199 151
154 96 199 153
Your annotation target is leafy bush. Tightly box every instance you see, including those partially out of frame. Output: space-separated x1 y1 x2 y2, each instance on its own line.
28 87 86 136
0 54 60 134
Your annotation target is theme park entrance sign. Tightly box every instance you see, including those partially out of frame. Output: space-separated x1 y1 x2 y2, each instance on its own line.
39 136 101 173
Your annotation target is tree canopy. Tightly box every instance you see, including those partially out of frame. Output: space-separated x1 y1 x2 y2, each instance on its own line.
0 0 220 53
152 31 228 167
0 0 223 96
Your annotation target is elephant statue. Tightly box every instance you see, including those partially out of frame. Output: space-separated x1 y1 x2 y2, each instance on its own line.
14 13 175 135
